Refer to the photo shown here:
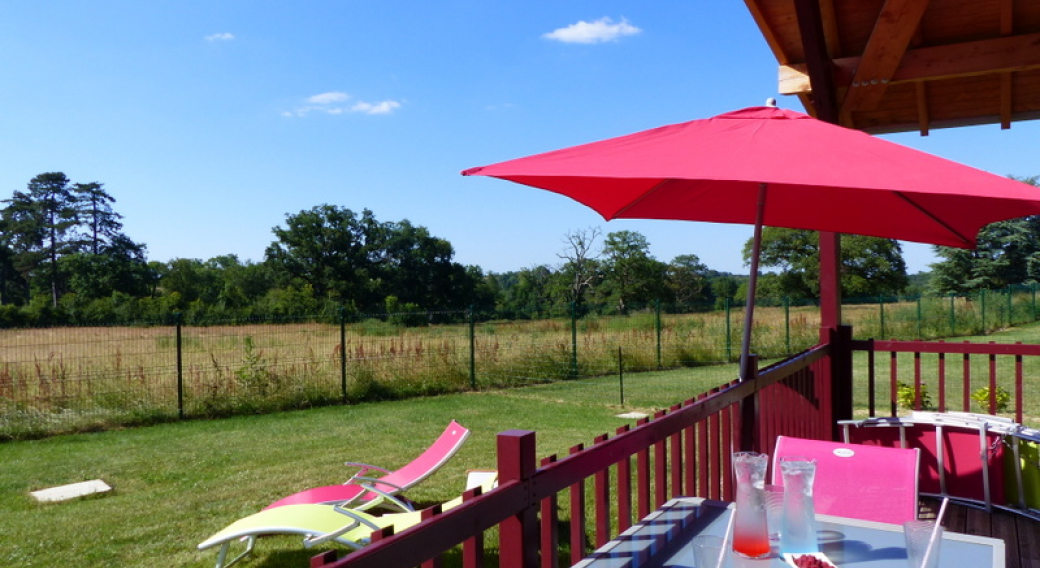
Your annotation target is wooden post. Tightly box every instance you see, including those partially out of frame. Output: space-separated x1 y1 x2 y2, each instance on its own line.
829 326 854 440
498 430 539 568
739 354 760 452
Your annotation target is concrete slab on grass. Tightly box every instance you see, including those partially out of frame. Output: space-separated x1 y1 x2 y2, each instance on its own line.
616 412 649 419
31 479 112 503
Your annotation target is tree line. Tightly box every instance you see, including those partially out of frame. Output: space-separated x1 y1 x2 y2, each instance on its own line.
2 172 1037 327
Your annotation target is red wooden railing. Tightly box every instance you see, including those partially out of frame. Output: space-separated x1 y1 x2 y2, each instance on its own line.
850 339 1040 423
311 328 850 568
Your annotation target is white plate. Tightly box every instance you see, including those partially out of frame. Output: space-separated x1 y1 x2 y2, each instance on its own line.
782 552 837 568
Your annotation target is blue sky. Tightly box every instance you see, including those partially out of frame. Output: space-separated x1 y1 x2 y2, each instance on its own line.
2 1 1036 276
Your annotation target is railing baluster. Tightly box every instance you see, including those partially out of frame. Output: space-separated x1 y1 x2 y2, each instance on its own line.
653 410 667 508
594 434 611 548
420 505 444 568
988 343 998 415
462 487 485 568
669 404 683 498
615 425 632 533
569 443 586 567
637 418 651 518
682 402 696 498
963 343 972 411
540 456 558 568
1015 350 1024 423
938 348 946 412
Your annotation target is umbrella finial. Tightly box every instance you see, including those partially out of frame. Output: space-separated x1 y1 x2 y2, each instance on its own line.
765 98 777 107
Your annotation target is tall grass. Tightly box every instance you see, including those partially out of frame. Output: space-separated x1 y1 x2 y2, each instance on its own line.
2 290 1038 440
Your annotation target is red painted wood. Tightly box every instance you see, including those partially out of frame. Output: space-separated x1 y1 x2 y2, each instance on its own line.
653 411 667 508
568 443 586 567
594 434 611 548
615 425 632 533
540 456 559 568
498 431 538 568
461 487 484 568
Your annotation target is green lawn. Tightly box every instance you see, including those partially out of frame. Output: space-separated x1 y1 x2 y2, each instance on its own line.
3 323 1038 568
0 374 729 568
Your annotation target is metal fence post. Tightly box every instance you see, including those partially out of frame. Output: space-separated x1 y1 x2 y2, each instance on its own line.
949 294 956 336
1007 286 1014 327
340 307 347 402
654 299 662 369
618 346 625 406
725 297 732 363
570 302 578 379
783 296 790 354
469 305 476 390
981 288 987 334
175 311 184 420
916 295 922 339
879 296 886 338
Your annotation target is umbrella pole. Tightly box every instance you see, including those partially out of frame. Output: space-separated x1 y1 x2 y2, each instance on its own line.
740 183 767 381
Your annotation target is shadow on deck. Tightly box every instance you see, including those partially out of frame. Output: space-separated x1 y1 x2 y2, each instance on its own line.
921 498 1040 568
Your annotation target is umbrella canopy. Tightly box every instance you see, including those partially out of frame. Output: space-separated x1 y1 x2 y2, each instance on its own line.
462 105 1040 378
462 106 1040 249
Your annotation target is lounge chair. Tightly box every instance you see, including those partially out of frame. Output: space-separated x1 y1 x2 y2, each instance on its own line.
771 435 920 524
198 470 497 568
265 420 470 511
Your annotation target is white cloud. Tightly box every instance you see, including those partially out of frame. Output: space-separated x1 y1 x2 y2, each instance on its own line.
543 17 641 44
205 32 235 42
351 100 402 115
307 92 350 104
285 92 402 117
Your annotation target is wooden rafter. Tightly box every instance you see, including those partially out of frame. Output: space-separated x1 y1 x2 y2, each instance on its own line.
839 0 931 115
779 32 1040 95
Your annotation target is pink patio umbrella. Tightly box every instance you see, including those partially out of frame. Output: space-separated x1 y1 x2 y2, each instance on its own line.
462 104 1040 377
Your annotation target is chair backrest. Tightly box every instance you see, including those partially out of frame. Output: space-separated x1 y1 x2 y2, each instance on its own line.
771 435 920 524
376 420 471 491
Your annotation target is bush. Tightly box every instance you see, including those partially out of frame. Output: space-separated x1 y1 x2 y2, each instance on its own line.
897 381 932 410
971 386 1011 414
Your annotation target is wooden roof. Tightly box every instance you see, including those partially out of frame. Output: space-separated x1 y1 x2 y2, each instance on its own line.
745 0 1040 134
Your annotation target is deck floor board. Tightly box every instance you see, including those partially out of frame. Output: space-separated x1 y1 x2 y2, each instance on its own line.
921 498 1040 568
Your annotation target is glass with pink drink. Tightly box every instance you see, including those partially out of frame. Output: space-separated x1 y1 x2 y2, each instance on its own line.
731 451 771 558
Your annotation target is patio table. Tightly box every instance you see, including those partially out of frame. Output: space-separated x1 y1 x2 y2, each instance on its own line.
571 497 1004 568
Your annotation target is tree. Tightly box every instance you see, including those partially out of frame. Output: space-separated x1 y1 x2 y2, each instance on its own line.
265 205 382 308
929 176 1040 294
666 254 712 307
1 173 84 307
556 228 601 314
743 228 908 300
380 220 476 312
73 182 122 254
62 233 153 300
599 230 668 314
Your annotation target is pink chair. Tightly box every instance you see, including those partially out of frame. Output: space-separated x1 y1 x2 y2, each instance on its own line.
771 435 920 524
265 420 470 511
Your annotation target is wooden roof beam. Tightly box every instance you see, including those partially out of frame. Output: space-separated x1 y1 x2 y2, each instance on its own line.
779 32 1040 95
793 0 839 123
1000 0 1014 129
839 0 931 115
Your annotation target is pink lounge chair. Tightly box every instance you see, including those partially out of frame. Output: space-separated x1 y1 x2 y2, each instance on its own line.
771 435 921 525
265 420 470 511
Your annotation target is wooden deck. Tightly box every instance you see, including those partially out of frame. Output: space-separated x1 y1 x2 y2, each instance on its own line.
921 498 1040 568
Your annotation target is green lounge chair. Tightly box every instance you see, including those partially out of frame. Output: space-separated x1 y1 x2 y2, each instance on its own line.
198 470 496 568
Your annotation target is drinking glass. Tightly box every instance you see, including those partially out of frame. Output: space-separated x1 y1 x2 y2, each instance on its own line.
904 520 942 568
779 456 819 554
731 451 771 558
691 534 729 568
763 484 785 541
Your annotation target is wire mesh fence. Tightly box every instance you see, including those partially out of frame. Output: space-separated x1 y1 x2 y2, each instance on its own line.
2 285 1039 440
